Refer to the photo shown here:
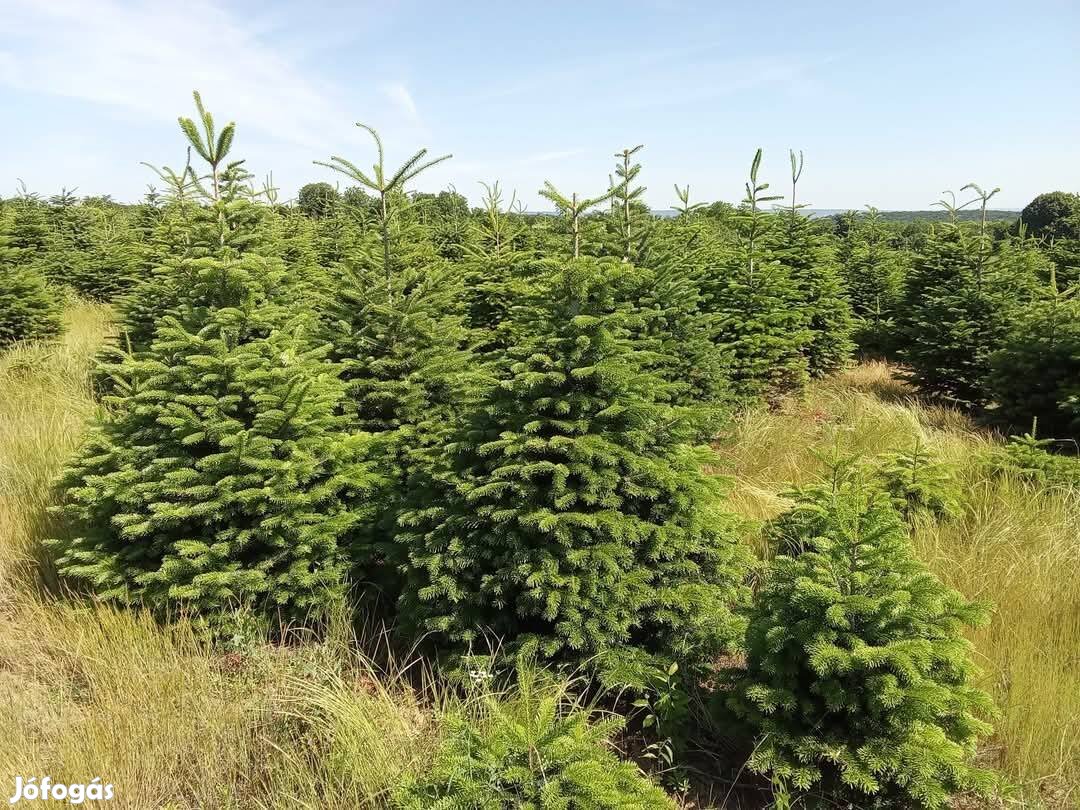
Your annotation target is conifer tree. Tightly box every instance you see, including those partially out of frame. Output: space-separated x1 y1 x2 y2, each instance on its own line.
316 123 451 297
901 186 1041 406
54 94 380 623
461 181 534 359
731 472 996 808
70 207 142 301
0 229 64 348
538 181 616 259
398 257 751 681
395 662 675 809
610 144 649 263
875 436 961 522
838 208 909 356
314 127 473 441
2 192 50 271
110 93 283 358
698 150 810 401
53 253 380 621
768 151 854 376
986 273 1080 438
635 226 732 411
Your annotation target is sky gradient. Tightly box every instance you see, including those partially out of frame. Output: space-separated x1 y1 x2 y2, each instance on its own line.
1 0 1078 210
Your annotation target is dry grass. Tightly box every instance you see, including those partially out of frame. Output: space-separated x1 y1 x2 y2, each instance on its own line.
718 360 1080 808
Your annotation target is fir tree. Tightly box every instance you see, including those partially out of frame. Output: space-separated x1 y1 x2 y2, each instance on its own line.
698 150 810 401
0 229 64 348
109 93 285 359
610 144 649 263
635 224 732 411
395 662 675 809
52 253 380 622
768 151 854 377
875 436 961 522
462 181 535 359
398 257 751 681
538 181 616 259
731 473 996 808
901 186 1040 406
316 122 451 297
314 128 473 444
838 208 909 356
985 273 1080 438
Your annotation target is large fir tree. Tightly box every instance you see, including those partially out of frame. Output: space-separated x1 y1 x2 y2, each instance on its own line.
397 257 751 681
767 151 854 377
52 252 380 621
901 186 1041 406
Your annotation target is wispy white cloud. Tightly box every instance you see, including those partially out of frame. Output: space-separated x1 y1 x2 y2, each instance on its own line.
0 0 350 153
379 81 420 124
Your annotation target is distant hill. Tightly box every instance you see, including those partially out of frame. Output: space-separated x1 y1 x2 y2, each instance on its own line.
802 208 1020 223
573 208 1022 223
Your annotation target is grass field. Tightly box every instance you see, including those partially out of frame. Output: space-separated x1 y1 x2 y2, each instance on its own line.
1 305 1077 808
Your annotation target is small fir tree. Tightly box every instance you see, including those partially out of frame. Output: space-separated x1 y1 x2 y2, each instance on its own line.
398 257 751 681
730 474 996 808
901 186 1041 406
838 208 909 356
395 662 675 809
0 229 64 348
538 181 616 259
874 436 961 522
461 181 535 359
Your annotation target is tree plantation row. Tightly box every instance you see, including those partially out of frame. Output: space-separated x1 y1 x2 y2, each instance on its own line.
2 92 1079 808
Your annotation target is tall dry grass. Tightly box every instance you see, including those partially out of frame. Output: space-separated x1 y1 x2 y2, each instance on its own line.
717 361 1080 807
0 301 112 594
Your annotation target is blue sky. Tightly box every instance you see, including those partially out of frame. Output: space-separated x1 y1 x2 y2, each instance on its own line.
1 0 1078 210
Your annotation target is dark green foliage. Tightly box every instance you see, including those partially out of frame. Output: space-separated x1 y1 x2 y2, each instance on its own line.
635 224 732 410
296 181 340 219
1019 191 1080 239
0 230 64 348
461 182 534 358
69 208 143 300
986 280 1080 438
52 253 380 621
321 242 475 439
731 475 996 808
768 152 854 377
698 150 810 402
838 208 909 356
398 257 751 680
900 199 1042 406
395 663 674 809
